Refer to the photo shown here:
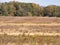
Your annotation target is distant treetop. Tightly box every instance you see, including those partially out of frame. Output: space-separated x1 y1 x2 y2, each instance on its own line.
0 2 60 17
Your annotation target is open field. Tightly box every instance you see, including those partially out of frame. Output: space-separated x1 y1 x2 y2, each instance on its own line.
0 16 60 45
0 16 60 23
0 34 60 45
0 17 60 35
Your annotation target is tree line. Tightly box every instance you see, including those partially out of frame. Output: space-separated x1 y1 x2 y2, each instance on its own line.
0 2 60 17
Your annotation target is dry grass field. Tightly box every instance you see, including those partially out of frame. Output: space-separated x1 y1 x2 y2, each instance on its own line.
0 16 60 45
0 16 60 23
0 34 60 45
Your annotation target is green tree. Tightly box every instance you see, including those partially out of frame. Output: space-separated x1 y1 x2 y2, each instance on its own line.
44 5 60 17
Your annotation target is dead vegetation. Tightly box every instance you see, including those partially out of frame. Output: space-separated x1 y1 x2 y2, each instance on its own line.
0 16 60 23
0 17 60 35
0 17 60 45
0 34 60 45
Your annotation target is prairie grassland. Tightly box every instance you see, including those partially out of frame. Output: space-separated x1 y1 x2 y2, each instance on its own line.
0 16 60 23
0 17 60 35
0 23 60 36
0 34 60 45
0 17 60 45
